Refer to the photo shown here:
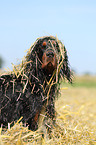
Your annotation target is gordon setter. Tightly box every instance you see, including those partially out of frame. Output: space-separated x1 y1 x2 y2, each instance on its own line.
0 36 72 131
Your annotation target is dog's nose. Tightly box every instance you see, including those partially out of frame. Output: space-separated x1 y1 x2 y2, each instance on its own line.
46 51 54 57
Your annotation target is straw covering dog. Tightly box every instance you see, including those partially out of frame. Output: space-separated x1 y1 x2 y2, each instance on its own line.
0 36 72 131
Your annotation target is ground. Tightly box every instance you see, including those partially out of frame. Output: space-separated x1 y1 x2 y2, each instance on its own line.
0 75 96 144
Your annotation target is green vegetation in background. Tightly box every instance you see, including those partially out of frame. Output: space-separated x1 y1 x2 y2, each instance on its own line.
0 56 4 68
62 75 96 88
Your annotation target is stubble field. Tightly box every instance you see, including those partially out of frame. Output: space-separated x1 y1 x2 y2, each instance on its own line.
0 75 96 144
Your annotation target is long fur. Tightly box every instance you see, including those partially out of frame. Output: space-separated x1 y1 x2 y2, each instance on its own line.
0 36 72 130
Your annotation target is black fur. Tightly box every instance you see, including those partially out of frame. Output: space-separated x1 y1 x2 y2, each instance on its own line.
0 36 72 130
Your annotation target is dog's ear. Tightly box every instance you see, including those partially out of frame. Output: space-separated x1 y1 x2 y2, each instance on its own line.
60 45 72 83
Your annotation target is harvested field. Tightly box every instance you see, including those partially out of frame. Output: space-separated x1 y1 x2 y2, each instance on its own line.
0 75 96 144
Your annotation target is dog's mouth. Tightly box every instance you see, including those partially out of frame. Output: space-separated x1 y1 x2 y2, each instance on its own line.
42 51 57 75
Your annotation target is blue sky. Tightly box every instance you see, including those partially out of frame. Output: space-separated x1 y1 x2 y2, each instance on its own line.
0 0 96 74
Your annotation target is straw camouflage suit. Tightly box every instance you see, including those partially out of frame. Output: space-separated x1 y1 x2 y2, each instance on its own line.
0 36 72 131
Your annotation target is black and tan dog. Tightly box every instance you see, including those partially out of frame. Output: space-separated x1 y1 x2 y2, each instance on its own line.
0 36 72 131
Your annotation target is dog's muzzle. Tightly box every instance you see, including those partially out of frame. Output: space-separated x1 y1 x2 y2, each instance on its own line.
46 51 54 58
42 49 57 75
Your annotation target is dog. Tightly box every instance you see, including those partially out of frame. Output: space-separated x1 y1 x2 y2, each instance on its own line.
0 36 72 131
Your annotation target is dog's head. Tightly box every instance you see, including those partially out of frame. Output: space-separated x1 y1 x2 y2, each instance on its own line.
26 36 72 83
41 39 58 75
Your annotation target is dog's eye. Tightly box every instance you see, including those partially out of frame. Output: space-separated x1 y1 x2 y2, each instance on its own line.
42 41 47 47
